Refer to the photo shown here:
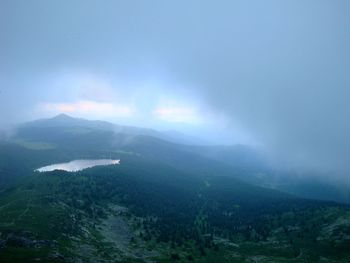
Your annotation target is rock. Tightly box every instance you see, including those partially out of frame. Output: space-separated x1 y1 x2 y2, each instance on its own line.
48 252 65 261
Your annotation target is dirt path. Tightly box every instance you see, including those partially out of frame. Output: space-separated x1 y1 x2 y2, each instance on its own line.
0 200 16 211
15 198 32 223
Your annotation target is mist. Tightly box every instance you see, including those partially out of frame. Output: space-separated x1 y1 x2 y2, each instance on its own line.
1 0 350 181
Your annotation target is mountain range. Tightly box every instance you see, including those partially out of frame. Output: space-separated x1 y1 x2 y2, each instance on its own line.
5 114 350 204
0 114 349 262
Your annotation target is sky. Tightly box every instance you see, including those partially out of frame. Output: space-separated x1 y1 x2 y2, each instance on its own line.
1 0 350 178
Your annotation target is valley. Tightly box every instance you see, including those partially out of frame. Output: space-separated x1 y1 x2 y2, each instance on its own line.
0 115 349 262
3 1 350 261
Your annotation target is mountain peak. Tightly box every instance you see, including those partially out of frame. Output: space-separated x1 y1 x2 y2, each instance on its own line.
52 113 74 120
22 113 115 131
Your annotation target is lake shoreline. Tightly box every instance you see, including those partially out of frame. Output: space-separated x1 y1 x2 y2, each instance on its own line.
35 159 120 173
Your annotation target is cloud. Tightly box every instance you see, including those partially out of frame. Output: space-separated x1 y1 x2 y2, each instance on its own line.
76 76 117 102
153 106 203 124
2 0 350 178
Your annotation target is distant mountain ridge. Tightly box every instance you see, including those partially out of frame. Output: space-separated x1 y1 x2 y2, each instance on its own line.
23 113 114 130
6 114 350 204
21 114 205 145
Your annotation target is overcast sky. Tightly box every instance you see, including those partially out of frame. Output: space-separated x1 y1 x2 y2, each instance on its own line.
1 0 350 177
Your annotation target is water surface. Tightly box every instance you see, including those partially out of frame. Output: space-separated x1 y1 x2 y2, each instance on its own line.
35 159 120 172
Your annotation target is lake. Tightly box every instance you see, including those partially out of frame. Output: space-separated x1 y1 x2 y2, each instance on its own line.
35 159 120 172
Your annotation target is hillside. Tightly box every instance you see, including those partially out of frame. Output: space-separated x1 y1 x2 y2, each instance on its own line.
0 155 349 262
5 114 349 203
0 115 349 262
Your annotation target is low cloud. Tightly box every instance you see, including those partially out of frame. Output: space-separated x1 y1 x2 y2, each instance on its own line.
2 0 350 180
153 106 203 124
